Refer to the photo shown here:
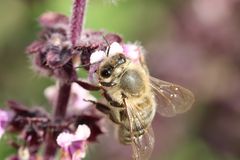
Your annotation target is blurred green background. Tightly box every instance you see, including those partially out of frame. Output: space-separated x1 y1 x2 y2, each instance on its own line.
1 0 240 159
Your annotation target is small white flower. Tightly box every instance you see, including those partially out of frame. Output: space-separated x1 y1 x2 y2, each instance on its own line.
56 124 91 160
108 42 124 55
90 50 106 64
74 124 91 141
56 132 75 149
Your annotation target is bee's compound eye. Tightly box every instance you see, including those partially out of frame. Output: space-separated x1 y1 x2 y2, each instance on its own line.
100 66 113 78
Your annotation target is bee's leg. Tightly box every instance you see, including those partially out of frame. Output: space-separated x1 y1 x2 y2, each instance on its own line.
74 80 100 91
85 99 122 124
103 90 123 108
102 92 125 123
84 99 111 115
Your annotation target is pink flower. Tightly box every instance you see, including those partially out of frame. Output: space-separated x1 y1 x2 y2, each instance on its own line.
44 82 96 112
122 43 143 63
56 124 91 160
0 109 13 139
192 0 231 26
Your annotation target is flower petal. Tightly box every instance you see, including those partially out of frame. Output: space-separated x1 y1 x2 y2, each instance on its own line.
72 150 86 160
109 42 123 56
0 109 13 139
70 83 96 110
44 85 58 107
90 51 106 64
123 44 142 62
45 83 95 112
74 124 91 141
56 132 74 149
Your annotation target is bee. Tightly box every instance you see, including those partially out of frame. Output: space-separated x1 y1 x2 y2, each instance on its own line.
84 44 195 160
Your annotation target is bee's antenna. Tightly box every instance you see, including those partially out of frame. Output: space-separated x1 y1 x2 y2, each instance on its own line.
103 35 110 57
74 63 92 69
74 61 101 69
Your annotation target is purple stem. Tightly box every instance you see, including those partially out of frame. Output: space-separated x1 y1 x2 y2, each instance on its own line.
44 63 77 159
44 133 58 160
70 0 87 46
44 0 87 159
43 79 72 160
54 82 71 119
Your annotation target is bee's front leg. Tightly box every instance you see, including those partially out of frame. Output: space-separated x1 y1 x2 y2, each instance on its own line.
85 99 122 124
74 80 100 91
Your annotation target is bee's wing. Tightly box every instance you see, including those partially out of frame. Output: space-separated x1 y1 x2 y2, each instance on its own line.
150 76 195 117
125 100 155 160
131 125 154 160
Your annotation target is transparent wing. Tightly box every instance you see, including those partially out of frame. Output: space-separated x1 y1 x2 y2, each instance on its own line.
150 76 195 117
125 100 155 160
131 126 154 160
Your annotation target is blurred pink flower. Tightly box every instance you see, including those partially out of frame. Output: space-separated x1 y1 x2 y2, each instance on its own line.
192 0 232 26
57 124 90 160
44 82 96 111
0 109 13 139
122 43 143 63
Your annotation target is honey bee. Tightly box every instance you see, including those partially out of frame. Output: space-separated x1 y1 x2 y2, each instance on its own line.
89 47 194 160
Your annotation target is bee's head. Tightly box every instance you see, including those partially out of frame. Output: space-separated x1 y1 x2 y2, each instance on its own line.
97 53 127 87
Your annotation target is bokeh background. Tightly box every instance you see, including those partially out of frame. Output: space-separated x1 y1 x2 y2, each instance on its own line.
0 0 240 159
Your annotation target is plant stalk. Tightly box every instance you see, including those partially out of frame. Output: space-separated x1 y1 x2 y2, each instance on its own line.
44 0 87 159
